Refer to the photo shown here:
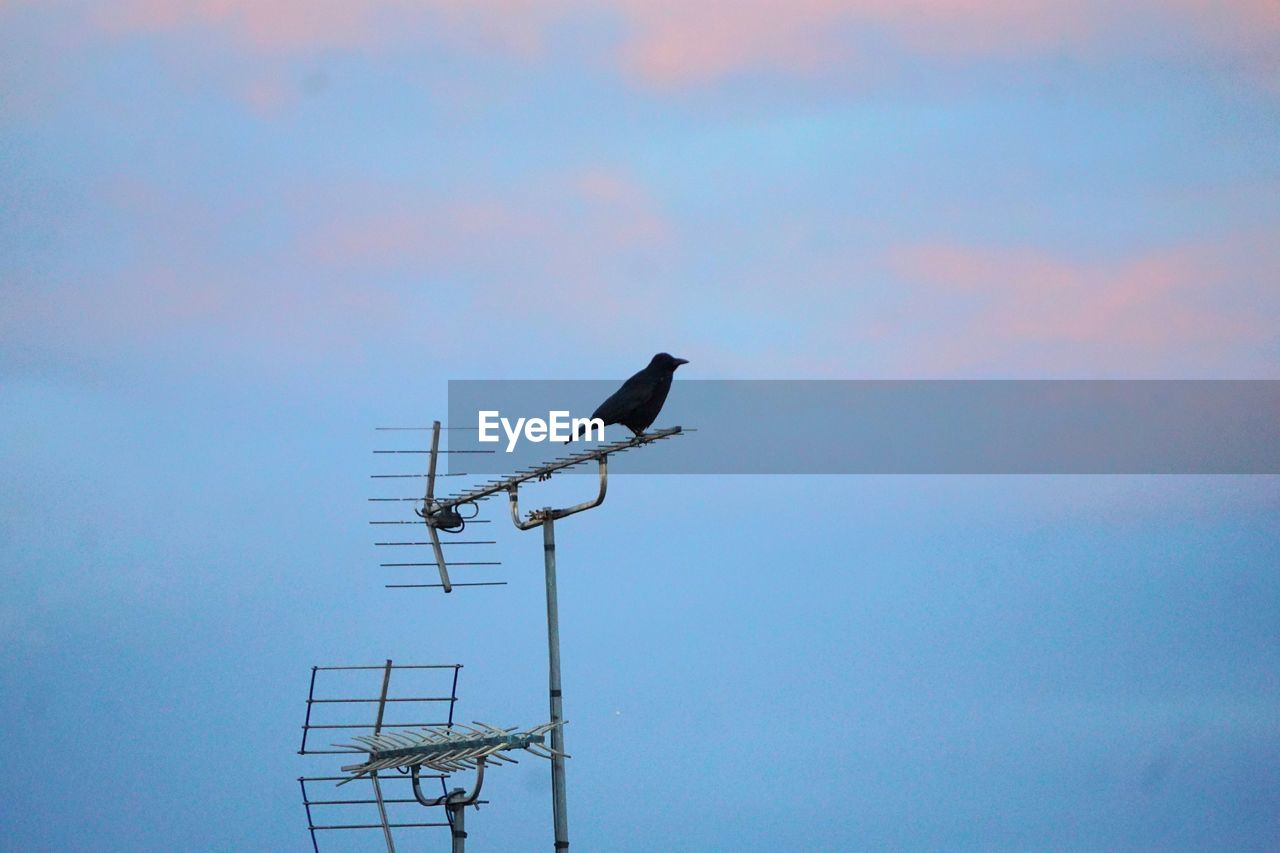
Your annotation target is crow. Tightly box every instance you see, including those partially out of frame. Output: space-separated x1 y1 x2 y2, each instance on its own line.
571 352 688 441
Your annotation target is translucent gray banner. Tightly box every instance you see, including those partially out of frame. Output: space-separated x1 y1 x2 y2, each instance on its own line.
446 380 1279 474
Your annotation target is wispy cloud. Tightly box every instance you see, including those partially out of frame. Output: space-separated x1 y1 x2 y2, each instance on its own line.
4 154 1273 382
878 237 1276 376
98 0 566 55
615 0 1280 88
301 166 675 334
73 0 1280 89
612 0 1096 86
0 166 676 379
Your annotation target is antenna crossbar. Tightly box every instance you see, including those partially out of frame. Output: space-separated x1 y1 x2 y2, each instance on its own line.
427 426 682 515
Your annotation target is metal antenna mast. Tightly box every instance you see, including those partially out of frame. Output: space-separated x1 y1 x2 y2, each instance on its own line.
417 421 684 850
356 417 684 850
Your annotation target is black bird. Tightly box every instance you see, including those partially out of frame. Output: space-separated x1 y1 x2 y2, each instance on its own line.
573 352 688 441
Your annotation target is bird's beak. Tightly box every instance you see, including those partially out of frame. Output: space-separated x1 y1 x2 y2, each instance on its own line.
674 358 689 366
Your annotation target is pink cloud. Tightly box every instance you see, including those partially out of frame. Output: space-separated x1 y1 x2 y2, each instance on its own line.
612 0 1096 86
80 0 1280 87
0 264 415 377
6 177 1274 382
881 238 1274 376
706 233 1276 379
0 175 428 377
305 167 668 266
300 167 675 335
0 165 681 380
242 77 291 114
614 0 1280 86
99 0 565 56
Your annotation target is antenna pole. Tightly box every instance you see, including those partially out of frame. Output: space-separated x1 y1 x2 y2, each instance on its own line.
543 516 569 851
419 424 686 848
449 792 467 853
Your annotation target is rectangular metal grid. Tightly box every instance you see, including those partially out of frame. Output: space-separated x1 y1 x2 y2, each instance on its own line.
371 428 507 591
298 662 465 852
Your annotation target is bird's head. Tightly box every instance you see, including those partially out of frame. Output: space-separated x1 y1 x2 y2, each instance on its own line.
651 352 689 371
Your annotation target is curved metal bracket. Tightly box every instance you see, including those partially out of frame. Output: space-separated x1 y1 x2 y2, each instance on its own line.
411 757 486 808
508 456 608 530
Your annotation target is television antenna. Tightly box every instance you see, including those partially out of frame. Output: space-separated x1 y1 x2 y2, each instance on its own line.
410 420 685 850
299 660 561 853
371 427 505 592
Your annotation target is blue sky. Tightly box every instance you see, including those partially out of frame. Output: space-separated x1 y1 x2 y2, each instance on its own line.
2 2 1278 850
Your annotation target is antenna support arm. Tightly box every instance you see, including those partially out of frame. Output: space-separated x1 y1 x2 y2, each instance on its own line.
411 757 486 808
508 456 608 530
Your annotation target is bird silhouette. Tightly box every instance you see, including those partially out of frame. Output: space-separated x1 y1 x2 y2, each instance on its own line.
570 352 688 441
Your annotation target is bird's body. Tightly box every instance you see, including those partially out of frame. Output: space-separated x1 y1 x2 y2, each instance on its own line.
577 352 688 440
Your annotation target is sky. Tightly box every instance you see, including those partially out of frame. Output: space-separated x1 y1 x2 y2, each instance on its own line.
1 2 1278 850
